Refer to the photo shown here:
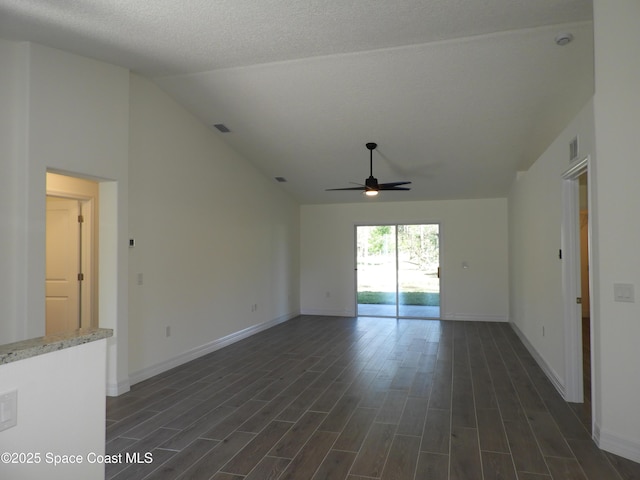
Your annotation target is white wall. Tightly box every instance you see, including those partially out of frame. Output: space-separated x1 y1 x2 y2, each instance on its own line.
0 40 28 343
509 2 640 461
508 99 595 389
300 199 508 321
0 340 108 480
591 0 640 461
0 40 300 395
127 75 300 381
0 41 130 393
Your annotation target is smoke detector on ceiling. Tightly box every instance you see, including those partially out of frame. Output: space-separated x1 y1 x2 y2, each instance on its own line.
555 33 574 46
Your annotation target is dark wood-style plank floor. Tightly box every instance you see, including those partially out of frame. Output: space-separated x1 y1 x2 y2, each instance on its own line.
105 316 640 480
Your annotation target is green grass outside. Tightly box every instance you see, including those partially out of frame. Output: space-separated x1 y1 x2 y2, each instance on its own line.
357 291 440 306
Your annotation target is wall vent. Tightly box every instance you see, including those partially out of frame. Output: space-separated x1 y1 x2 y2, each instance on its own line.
569 136 579 161
213 123 231 133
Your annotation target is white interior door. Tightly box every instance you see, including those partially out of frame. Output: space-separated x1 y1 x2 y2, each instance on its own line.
46 196 81 334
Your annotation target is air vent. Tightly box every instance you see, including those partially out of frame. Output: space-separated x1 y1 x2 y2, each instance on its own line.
213 123 231 133
570 136 579 161
275 177 287 183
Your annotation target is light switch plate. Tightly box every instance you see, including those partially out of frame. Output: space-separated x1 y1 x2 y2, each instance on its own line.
0 390 17 432
614 283 635 303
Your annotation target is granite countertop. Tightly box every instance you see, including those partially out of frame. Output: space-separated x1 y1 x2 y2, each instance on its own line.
0 327 113 365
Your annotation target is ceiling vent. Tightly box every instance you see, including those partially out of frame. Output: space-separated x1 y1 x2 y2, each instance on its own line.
213 123 231 133
570 136 579 161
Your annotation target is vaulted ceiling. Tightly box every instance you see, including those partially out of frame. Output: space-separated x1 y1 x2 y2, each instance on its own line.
0 0 594 203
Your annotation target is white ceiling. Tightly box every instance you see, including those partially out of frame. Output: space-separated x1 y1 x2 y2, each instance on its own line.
0 0 594 204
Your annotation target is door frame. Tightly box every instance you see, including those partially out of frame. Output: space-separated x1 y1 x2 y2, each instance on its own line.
561 155 593 412
46 173 99 329
354 222 441 319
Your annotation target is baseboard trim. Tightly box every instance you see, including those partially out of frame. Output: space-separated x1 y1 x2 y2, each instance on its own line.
300 310 508 322
300 308 355 317
594 422 640 463
106 378 131 397
509 322 566 398
128 312 298 388
442 313 508 322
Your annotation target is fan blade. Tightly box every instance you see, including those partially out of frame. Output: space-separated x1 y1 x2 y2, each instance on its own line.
378 181 412 188
379 187 411 191
325 186 366 191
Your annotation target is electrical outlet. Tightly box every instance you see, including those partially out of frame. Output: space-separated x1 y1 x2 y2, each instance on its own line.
165 326 171 337
137 273 143 285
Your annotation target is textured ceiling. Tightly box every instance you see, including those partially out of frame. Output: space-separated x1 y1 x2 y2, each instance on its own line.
0 0 594 204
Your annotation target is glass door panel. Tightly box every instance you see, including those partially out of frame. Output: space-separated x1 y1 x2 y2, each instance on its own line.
397 224 440 318
357 223 440 318
356 225 397 317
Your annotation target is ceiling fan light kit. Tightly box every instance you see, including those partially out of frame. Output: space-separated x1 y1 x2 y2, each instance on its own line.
326 142 411 196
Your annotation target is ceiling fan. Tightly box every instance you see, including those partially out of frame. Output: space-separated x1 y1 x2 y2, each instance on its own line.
326 142 411 196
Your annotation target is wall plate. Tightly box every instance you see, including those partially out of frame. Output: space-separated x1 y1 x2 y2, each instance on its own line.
0 390 17 432
613 283 635 303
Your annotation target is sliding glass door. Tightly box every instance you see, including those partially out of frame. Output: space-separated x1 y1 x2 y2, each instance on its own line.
356 224 440 318
397 224 440 318
357 226 397 317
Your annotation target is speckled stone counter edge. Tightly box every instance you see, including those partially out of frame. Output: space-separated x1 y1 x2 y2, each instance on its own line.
0 328 113 365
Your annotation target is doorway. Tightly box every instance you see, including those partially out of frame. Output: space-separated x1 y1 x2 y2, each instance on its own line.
561 156 593 429
45 172 99 335
356 224 440 318
577 171 591 425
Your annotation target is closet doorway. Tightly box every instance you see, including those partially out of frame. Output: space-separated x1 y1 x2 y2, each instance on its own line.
356 224 440 318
